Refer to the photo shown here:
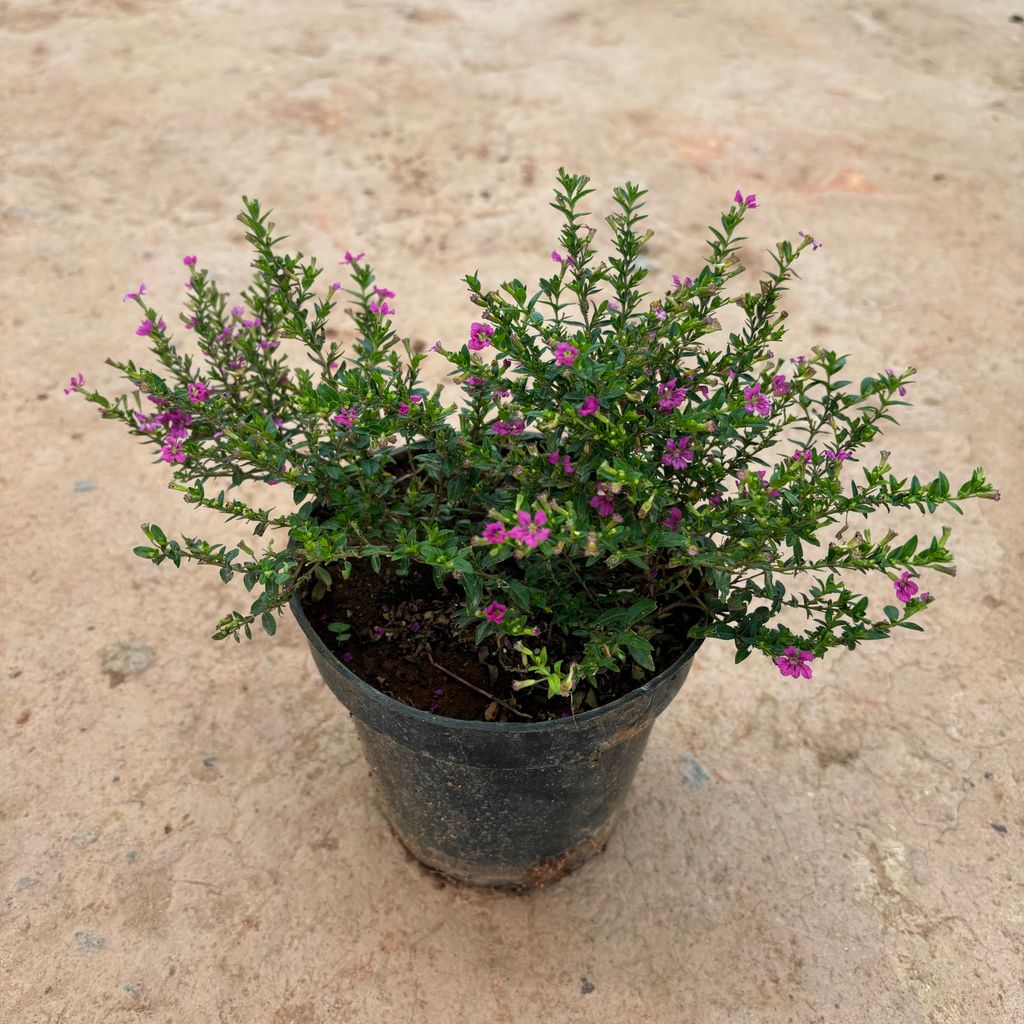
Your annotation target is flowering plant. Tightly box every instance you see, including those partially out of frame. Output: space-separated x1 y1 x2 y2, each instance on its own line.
70 170 997 713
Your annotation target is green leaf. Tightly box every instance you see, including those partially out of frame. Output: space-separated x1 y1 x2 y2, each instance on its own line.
261 612 277 636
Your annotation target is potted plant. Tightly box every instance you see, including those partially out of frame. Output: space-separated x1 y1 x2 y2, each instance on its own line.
68 170 998 888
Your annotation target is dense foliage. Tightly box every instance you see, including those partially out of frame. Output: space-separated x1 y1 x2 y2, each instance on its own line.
70 170 998 705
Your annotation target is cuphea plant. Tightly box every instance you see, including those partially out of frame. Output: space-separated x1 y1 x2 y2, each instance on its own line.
68 170 998 709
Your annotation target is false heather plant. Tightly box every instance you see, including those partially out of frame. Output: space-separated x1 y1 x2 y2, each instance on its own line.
70 170 998 708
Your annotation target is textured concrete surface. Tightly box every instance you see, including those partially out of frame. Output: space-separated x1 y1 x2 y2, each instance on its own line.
2 1 1023 1021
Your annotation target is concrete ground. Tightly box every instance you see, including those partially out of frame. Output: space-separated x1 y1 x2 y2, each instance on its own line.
2 1 1022 1021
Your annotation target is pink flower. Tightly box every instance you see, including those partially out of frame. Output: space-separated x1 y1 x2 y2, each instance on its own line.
733 190 758 209
589 484 616 518
160 434 187 464
656 378 686 412
483 601 508 624
894 571 919 604
372 285 396 299
343 250 365 264
183 255 197 266
546 450 575 474
464 376 485 387
662 506 683 531
798 231 822 251
791 355 807 365
654 305 667 321
662 436 695 470
607 299 621 311
491 418 525 436
508 509 550 549
551 250 565 263
771 374 790 395
332 407 358 429
369 300 395 316
774 646 813 679
122 283 146 302
468 322 494 351
555 342 579 367
672 275 694 290
330 281 341 292
823 448 851 462
397 402 410 416
187 381 210 404
743 383 771 416
578 395 600 417
482 522 507 544
791 448 813 464
242 317 262 329
136 318 154 337
429 340 442 352
63 373 84 395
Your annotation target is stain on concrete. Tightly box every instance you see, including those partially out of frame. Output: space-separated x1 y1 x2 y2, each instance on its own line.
72 931 105 953
101 641 154 687
681 751 711 789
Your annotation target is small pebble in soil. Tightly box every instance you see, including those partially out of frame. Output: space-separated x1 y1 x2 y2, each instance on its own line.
73 480 95 492
16 876 39 891
202 756 216 768
991 822 1008 834
580 978 596 995
71 830 100 847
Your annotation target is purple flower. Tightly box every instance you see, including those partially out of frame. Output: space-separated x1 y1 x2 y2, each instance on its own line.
555 342 579 367
733 190 758 209
464 376 485 387
589 484 616 518
369 300 395 316
654 305 667 321
656 378 686 412
63 373 85 395
242 317 262 329
771 374 790 395
183 255 197 267
774 646 813 680
662 436 695 470
894 571 919 604
823 448 852 462
798 230 823 251
551 250 565 263
230 305 245 317
546 450 575 475
122 283 146 302
468 322 494 351
887 368 908 397
429 340 442 352
508 510 550 549
343 250 364 264
661 506 682 531
332 406 358 429
672 275 694 290
397 401 410 416
372 285 396 299
491 418 525 436
743 383 771 416
482 522 507 544
578 395 600 417
791 448 813 464
187 381 210 404
791 355 807 365
330 281 341 292
607 299 621 311
136 318 154 337
483 601 508 624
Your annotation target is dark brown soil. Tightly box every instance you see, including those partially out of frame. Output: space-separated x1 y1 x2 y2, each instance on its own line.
300 559 700 722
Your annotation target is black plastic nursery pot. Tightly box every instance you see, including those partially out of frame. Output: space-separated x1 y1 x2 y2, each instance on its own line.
290 592 702 889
